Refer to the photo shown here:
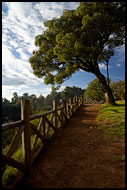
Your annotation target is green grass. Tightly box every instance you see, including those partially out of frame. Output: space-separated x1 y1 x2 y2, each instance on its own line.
2 138 23 187
2 108 67 187
97 100 125 141
2 104 73 188
2 166 19 188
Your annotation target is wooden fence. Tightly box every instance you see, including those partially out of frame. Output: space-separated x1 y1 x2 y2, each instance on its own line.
2 95 84 186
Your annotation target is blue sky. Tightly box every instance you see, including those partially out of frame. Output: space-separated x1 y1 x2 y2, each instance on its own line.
2 2 125 100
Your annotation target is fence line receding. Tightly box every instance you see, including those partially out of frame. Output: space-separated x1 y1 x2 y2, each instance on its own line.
2 95 84 186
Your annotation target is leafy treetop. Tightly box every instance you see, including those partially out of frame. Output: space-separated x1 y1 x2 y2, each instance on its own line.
29 2 125 86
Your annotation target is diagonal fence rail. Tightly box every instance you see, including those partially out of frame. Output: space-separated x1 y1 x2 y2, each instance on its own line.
2 95 84 187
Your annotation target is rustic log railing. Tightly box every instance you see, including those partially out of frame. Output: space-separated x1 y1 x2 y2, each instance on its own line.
2 95 84 186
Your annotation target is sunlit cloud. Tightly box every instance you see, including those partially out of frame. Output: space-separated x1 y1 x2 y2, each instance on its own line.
116 63 121 67
2 2 80 100
2 2 125 100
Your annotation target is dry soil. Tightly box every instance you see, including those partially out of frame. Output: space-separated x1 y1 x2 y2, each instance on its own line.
16 104 125 188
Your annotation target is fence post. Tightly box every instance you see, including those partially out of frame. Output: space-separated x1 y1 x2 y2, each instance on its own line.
73 96 76 104
52 100 58 131
79 96 81 105
81 94 84 105
21 99 32 175
62 99 67 121
69 98 73 104
75 96 78 109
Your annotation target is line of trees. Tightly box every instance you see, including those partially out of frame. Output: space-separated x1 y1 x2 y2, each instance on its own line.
2 86 85 124
2 78 125 124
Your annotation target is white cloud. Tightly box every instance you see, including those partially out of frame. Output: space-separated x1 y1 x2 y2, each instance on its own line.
110 44 125 70
16 48 29 61
2 43 43 87
115 44 125 62
2 2 81 100
34 2 79 20
8 40 19 48
115 44 125 54
116 63 121 67
57 86 66 92
99 63 107 70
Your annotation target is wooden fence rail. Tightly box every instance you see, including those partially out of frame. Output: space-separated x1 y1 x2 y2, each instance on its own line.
2 95 84 186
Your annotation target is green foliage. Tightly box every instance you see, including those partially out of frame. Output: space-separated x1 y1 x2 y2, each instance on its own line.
84 78 105 103
29 2 125 105
29 2 125 87
2 86 84 125
97 100 125 141
2 102 21 124
2 86 84 154
2 136 23 187
2 128 17 150
11 92 20 104
61 86 85 102
110 80 125 100
2 86 85 187
2 87 124 187
2 166 19 187
84 78 125 103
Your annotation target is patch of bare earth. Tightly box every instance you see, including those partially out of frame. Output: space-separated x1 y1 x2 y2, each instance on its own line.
16 104 125 188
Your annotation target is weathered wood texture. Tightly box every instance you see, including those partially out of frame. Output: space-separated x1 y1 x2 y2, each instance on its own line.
52 100 58 130
21 99 32 175
2 94 84 186
2 154 25 171
6 125 24 157
2 120 24 132
30 123 45 143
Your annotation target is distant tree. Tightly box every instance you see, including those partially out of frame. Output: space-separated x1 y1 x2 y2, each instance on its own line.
29 94 37 113
2 100 21 124
36 94 45 112
84 78 105 103
11 92 20 104
29 2 125 105
61 86 85 102
110 80 125 100
84 78 125 103
22 93 29 99
29 94 37 100
44 91 62 109
2 98 10 105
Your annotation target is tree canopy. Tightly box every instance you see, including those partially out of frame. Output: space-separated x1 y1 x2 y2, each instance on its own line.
110 79 125 100
2 86 84 123
61 86 85 102
84 78 125 103
29 2 125 105
84 78 105 103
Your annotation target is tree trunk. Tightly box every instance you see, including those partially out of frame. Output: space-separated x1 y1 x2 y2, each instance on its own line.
95 70 116 106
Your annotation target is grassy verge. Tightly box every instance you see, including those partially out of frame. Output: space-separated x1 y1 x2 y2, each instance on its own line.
97 100 125 141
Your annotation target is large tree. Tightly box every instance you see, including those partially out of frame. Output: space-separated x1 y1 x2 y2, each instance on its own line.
29 2 125 105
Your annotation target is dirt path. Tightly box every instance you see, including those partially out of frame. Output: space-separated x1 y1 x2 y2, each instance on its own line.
16 104 125 188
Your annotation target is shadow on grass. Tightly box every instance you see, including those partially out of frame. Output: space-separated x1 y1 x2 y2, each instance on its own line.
116 104 125 107
109 109 120 113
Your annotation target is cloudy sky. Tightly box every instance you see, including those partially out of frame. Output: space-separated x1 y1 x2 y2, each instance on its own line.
2 2 125 100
